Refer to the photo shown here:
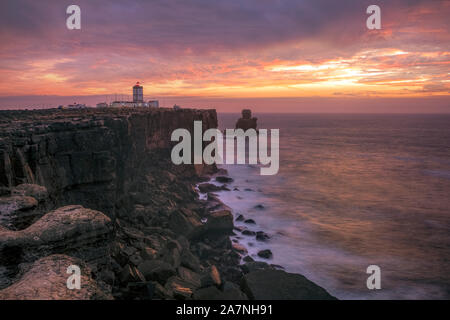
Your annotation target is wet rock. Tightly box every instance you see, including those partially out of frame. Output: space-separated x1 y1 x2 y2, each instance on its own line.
0 254 112 300
257 249 273 259
244 219 256 224
242 230 256 236
198 183 224 193
215 176 233 183
235 214 245 221
232 242 247 254
241 269 336 300
243 256 254 263
254 204 265 210
202 210 233 236
256 231 270 242
241 261 275 274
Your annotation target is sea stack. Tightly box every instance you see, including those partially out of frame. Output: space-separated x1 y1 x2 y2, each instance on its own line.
235 109 257 130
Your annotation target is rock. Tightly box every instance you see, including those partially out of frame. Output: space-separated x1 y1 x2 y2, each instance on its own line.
243 256 254 263
215 176 233 183
232 242 247 254
257 249 273 259
256 231 270 242
180 248 201 272
137 260 176 284
241 261 275 273
193 286 222 300
0 195 38 229
241 269 336 300
198 183 223 193
221 281 248 300
235 214 245 221
120 264 146 283
202 210 233 236
169 209 203 239
0 254 112 300
11 184 48 202
242 230 256 236
165 276 196 299
0 205 112 268
244 219 256 224
178 266 202 289
254 204 265 210
141 247 157 260
235 109 257 131
201 265 221 288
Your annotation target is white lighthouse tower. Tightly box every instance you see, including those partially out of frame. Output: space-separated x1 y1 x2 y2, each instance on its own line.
133 82 143 103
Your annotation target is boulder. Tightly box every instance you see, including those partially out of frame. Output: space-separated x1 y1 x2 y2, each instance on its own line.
169 209 203 239
202 210 233 236
0 254 112 300
241 269 336 300
257 249 273 259
215 176 233 183
0 205 113 266
137 260 176 284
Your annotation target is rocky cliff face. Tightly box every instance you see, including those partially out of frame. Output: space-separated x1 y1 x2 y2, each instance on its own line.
0 107 217 217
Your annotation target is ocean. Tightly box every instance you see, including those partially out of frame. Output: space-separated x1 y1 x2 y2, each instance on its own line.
213 113 450 299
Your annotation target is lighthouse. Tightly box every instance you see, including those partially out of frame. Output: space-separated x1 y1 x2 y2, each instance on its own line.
133 82 143 103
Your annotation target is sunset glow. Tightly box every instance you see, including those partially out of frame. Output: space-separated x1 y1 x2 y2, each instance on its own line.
0 0 449 111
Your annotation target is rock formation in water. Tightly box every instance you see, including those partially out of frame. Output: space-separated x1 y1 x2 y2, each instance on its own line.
235 109 257 131
0 107 335 300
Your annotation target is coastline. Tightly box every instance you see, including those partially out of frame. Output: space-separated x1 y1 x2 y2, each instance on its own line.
0 107 335 300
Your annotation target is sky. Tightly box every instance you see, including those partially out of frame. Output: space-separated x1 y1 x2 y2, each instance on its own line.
0 0 449 112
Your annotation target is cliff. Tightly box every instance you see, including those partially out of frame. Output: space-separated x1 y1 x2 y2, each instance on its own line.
0 107 217 217
0 107 335 300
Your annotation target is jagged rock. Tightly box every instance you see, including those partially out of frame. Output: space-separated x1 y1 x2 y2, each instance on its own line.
243 256 254 263
0 254 112 300
257 249 273 259
241 269 336 300
169 209 203 239
235 214 245 221
165 276 196 299
120 264 146 284
137 260 176 284
11 184 48 202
